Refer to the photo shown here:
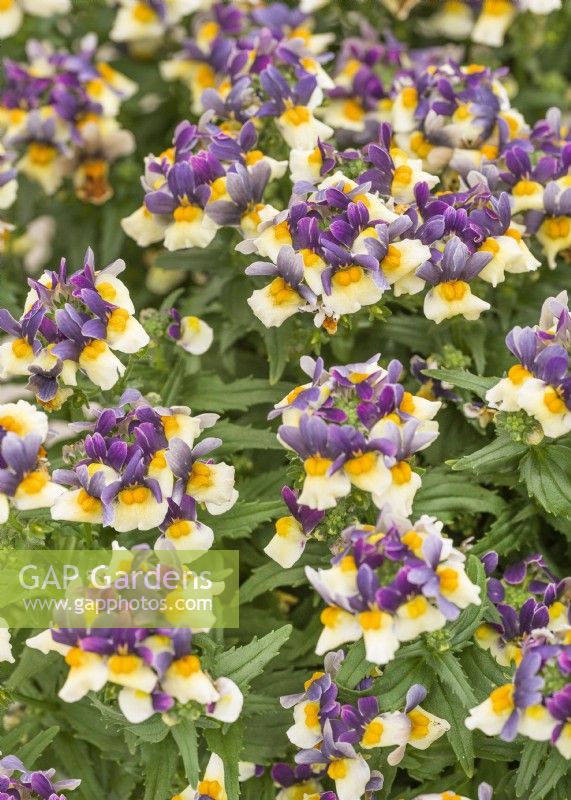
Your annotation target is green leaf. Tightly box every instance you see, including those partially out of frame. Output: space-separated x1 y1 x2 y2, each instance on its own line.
183 373 290 412
57 735 103 800
519 444 571 517
470 506 538 557
422 368 498 399
5 646 58 690
263 325 292 384
459 646 511 696
215 625 292 688
202 499 284 540
125 715 170 744
213 421 282 453
240 551 327 603
384 315 435 353
336 640 371 690
239 561 307 602
449 556 487 646
242 711 291 762
142 737 179 800
515 741 549 797
427 651 477 706
205 722 243 800
431 680 474 777
452 434 528 474
154 230 235 271
413 469 506 521
529 748 570 800
376 657 434 711
171 720 200 787
17 726 60 767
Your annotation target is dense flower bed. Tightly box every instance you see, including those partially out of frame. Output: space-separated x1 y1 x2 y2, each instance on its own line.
1 1 571 799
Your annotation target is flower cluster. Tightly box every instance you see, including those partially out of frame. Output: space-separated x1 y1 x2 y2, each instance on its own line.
160 3 334 140
0 35 136 204
241 188 529 329
486 292 571 439
50 389 236 537
306 507 481 665
275 651 450 800
0 399 63 524
0 753 80 799
0 248 148 408
384 0 560 47
26 626 243 725
265 353 441 566
467 552 571 758
121 118 282 252
474 552 568 668
0 0 71 40
124 10 571 333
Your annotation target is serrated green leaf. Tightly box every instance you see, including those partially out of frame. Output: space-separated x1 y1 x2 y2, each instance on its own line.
142 736 179 800
263 326 291 384
515 740 549 796
5 646 58 690
154 231 235 271
213 421 282 453
335 640 370 690
17 726 60 767
171 720 200 787
519 444 571 517
57 736 103 800
422 368 498 399
529 748 569 800
183 373 290 412
470 506 538 557
202 499 284 540
431 679 474 777
215 626 292 688
452 434 528 474
428 651 477 706
240 551 326 603
376 657 434 711
413 469 506 520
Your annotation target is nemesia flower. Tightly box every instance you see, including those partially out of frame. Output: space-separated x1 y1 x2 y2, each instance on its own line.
246 246 317 328
306 507 480 664
0 36 136 203
486 293 571 438
418 238 491 324
0 432 64 523
175 752 227 800
0 754 80 799
48 390 236 535
341 683 451 766
279 653 447 799
270 353 439 528
264 486 324 568
26 627 242 725
0 249 148 406
466 550 571 755
167 308 214 355
0 622 14 663
109 0 207 46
